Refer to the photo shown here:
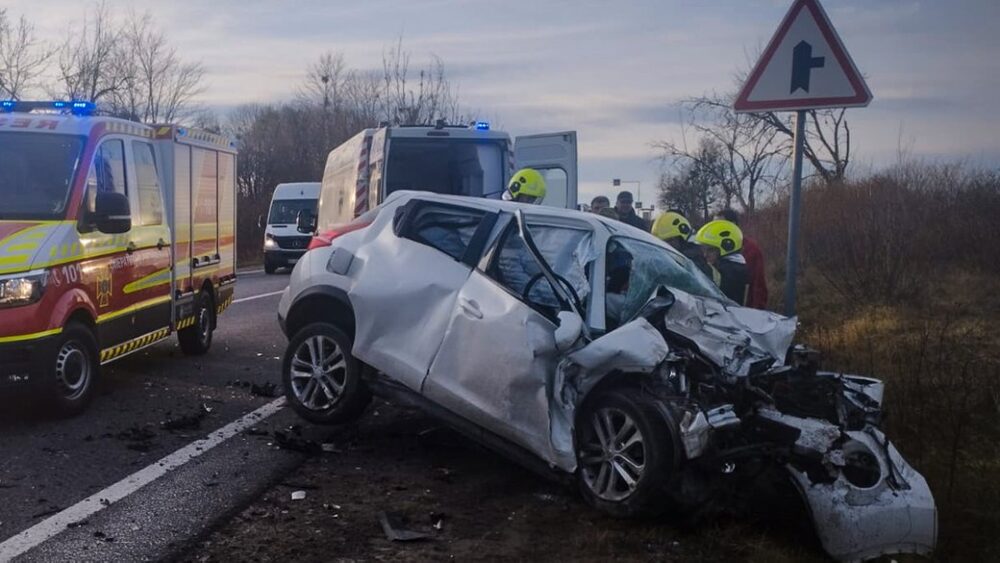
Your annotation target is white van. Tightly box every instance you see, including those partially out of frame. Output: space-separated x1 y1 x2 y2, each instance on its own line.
263 182 320 273
306 122 577 239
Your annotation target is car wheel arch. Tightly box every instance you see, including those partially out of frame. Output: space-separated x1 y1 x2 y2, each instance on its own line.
285 285 356 340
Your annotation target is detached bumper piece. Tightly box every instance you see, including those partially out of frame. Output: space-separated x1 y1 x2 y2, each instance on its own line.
758 407 937 561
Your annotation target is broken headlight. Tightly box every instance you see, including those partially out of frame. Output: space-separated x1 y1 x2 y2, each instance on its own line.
0 270 46 308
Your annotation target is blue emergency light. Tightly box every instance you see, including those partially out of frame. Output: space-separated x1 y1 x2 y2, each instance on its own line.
0 100 96 115
474 121 490 131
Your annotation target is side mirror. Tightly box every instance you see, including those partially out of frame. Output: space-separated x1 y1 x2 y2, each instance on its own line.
296 210 316 234
94 192 131 234
554 311 584 353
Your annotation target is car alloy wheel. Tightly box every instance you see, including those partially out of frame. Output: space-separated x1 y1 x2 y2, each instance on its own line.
289 334 348 411
578 406 647 502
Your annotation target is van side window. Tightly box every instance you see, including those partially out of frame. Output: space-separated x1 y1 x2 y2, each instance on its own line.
394 201 491 264
88 139 127 197
132 141 163 226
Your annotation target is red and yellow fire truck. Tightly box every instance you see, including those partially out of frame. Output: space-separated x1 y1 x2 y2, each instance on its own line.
0 101 237 415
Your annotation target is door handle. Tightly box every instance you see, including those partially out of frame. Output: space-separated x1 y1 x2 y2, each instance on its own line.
126 241 136 254
459 298 483 319
157 238 166 250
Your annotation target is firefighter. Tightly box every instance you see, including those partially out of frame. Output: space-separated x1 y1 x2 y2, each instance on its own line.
651 210 714 279
693 219 749 305
715 208 768 309
505 168 547 204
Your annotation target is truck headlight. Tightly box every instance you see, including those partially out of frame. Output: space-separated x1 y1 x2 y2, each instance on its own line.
0 270 46 308
264 234 277 248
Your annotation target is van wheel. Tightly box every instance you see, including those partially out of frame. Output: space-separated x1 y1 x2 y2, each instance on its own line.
264 259 277 275
179 291 214 355
46 322 99 417
282 322 371 424
575 387 676 518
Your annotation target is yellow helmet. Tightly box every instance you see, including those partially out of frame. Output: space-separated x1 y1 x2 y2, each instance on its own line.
507 168 546 201
693 219 743 256
651 211 692 242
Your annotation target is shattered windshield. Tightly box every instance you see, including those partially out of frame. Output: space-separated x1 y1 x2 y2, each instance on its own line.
606 236 729 326
0 132 85 220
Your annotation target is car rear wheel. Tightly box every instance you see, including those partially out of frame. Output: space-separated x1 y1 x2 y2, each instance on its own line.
179 291 214 355
46 322 99 417
576 387 675 517
282 322 371 424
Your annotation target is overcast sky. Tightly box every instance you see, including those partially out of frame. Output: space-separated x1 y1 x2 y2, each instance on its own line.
10 0 1000 203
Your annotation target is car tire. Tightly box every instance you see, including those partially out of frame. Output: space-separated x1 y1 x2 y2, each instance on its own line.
178 291 214 355
264 259 277 275
46 322 99 417
282 322 371 425
575 387 676 518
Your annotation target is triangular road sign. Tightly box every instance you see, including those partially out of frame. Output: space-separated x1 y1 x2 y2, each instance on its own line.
734 0 872 112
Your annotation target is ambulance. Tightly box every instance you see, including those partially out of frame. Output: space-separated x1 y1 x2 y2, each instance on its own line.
303 121 578 245
0 101 237 415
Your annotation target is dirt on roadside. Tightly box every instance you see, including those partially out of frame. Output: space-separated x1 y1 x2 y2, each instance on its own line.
181 401 824 563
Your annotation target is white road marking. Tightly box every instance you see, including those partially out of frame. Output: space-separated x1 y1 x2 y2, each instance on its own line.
0 398 286 561
233 290 285 304
237 268 265 276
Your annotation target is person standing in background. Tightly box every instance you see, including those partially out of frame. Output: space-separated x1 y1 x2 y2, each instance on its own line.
614 191 649 231
590 195 611 215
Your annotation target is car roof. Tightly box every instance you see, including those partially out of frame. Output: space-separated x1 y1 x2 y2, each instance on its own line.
387 190 677 251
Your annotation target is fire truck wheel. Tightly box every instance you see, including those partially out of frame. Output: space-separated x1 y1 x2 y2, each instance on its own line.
46 322 99 417
282 322 371 425
179 291 214 355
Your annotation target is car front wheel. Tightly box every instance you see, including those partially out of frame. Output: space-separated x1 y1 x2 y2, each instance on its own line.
46 322 99 417
282 322 371 424
576 387 676 517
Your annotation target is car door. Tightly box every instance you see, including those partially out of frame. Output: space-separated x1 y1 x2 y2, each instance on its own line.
122 140 172 338
348 198 501 392
423 212 595 464
514 131 578 209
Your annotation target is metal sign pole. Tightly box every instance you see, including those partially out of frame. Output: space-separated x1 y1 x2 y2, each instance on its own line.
784 109 806 316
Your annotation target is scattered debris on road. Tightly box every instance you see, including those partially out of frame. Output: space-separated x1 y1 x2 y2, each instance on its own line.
378 511 429 542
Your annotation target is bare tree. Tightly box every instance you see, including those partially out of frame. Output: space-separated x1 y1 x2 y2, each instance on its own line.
379 37 461 125
55 2 126 102
298 51 348 112
757 107 851 184
0 10 52 99
654 92 788 214
108 12 204 122
657 138 724 223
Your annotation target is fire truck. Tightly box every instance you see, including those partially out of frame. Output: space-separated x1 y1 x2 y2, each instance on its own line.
0 101 237 415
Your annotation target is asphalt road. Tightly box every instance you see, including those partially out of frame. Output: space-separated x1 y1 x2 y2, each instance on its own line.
0 270 302 560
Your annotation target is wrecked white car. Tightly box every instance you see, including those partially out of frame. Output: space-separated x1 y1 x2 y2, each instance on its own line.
276 192 936 561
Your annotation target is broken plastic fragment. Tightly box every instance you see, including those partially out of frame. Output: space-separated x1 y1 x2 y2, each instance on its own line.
291 490 306 501
378 511 429 542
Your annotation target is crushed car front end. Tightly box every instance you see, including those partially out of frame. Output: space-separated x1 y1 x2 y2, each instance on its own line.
556 289 937 561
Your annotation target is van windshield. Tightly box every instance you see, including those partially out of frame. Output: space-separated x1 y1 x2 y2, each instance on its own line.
384 139 504 199
0 132 85 220
269 198 318 225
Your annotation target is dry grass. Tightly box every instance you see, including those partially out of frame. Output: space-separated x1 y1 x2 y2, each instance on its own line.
748 163 1000 561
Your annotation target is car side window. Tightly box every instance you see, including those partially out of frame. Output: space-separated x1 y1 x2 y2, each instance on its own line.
394 201 490 263
486 223 594 313
132 141 163 226
87 139 127 197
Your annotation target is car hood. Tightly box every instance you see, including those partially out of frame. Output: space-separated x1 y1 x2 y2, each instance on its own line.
0 221 65 275
661 289 797 376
